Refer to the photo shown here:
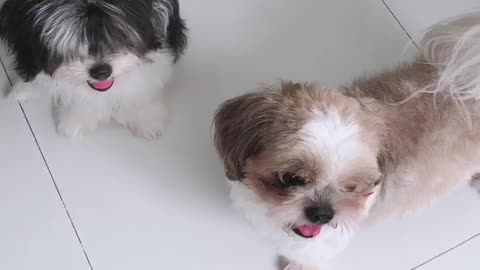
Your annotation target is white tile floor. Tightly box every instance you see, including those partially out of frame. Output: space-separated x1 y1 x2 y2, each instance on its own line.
0 1 479 270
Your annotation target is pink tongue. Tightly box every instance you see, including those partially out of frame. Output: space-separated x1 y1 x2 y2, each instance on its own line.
91 80 114 90
297 225 321 237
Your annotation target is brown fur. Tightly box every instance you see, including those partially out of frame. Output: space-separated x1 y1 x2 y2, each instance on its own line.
213 56 480 221
213 82 383 220
213 15 480 270
346 58 480 215
213 81 365 181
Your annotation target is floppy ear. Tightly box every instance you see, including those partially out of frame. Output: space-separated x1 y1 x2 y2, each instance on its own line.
152 0 188 61
213 81 321 180
0 0 44 81
213 92 281 181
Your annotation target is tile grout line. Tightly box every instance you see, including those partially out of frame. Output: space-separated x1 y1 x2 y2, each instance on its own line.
410 232 480 269
18 104 95 270
380 0 419 49
0 56 94 270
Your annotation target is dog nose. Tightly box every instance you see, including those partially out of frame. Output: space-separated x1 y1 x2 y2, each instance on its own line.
89 64 112 80
305 205 335 224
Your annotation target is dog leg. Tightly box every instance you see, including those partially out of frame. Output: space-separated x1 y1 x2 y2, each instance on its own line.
7 73 52 101
116 98 167 140
283 263 325 270
7 81 40 101
56 104 101 138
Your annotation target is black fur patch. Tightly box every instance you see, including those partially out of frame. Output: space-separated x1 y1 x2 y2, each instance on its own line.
0 0 188 81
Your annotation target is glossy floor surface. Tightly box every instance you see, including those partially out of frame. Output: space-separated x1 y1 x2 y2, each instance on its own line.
0 1 479 269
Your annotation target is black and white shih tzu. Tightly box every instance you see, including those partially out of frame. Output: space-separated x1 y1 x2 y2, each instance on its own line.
0 0 187 139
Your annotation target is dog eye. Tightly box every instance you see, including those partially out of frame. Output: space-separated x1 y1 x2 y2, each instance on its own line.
342 185 357 193
278 173 306 188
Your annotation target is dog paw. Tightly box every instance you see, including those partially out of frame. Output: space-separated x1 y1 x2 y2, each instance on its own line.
7 81 37 101
283 264 323 270
125 103 167 140
57 119 97 138
128 119 165 140
283 264 300 270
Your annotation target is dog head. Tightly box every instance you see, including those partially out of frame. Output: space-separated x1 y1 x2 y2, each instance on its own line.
0 0 187 91
214 82 384 239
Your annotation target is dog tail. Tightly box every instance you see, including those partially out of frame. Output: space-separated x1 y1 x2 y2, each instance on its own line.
422 12 480 100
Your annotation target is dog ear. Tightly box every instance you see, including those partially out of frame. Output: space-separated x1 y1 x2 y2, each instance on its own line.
213 91 283 181
152 0 188 61
213 81 321 181
0 0 43 81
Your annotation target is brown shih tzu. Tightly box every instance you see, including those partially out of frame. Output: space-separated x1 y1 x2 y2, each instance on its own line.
213 13 480 270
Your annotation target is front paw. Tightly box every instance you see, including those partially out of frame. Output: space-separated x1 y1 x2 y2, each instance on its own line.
284 264 324 270
7 81 37 101
126 104 167 140
284 264 300 270
128 118 166 140
57 118 98 138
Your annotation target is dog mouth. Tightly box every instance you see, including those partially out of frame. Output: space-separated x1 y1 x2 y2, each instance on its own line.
292 224 321 238
87 79 114 92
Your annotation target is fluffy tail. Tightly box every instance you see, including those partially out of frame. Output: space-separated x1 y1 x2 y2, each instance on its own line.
422 12 480 100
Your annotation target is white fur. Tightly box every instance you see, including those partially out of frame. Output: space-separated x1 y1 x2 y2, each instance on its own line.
284 264 323 270
227 13 480 270
33 1 142 58
10 51 173 139
302 108 380 211
229 110 374 267
301 109 368 179
152 0 173 35
230 181 352 266
230 181 353 267
423 12 480 101
34 1 88 57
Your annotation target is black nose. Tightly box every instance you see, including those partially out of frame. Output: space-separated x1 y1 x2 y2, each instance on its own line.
305 205 335 224
89 64 112 80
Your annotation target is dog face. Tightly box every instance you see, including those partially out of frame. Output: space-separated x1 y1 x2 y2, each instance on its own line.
214 82 383 239
0 0 187 91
